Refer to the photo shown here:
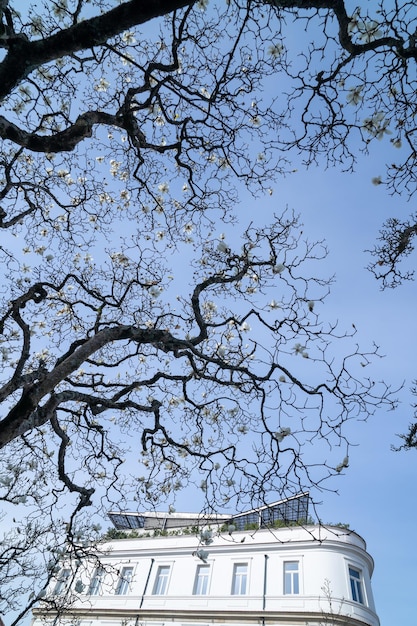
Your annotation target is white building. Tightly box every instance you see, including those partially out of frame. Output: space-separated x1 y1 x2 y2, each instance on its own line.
32 496 379 626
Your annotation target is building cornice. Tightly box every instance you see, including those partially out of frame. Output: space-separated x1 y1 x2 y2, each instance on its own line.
32 606 378 626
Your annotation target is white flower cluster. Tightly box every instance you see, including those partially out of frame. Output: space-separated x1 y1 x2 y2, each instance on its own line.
110 251 130 267
363 111 391 140
348 11 382 42
200 529 214 545
202 300 217 320
274 427 291 443
122 31 136 45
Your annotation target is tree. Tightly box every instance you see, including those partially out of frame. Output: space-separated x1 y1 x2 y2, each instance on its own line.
0 0 412 621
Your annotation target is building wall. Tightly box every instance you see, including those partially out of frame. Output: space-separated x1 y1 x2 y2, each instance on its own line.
32 525 379 626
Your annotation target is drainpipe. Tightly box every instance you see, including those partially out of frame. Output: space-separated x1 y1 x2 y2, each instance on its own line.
139 558 154 611
262 554 269 626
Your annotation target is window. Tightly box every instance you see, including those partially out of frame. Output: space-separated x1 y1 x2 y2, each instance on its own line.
152 565 170 595
53 568 70 596
115 566 133 595
349 567 364 604
231 563 248 595
284 561 299 595
88 567 105 596
193 564 210 595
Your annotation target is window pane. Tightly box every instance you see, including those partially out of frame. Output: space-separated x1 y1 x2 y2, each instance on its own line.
193 564 210 595
88 567 104 596
115 566 133 595
349 567 364 605
284 561 299 595
53 569 70 595
153 566 170 595
231 563 247 595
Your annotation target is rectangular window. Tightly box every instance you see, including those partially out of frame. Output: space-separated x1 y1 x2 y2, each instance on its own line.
231 563 248 595
88 567 105 596
193 564 210 595
284 561 299 595
349 567 364 604
53 568 70 596
115 566 134 595
152 565 170 595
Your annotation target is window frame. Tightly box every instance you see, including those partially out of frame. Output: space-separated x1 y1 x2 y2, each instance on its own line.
193 563 210 595
152 565 171 596
283 560 300 595
231 562 248 596
349 566 365 605
115 566 134 595
88 566 105 596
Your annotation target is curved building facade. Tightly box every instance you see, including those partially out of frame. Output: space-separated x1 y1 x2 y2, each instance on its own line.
32 504 379 626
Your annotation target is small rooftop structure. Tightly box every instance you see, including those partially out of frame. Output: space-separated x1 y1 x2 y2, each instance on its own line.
108 491 309 531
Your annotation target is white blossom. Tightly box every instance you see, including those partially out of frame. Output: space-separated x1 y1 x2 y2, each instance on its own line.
200 87 211 99
363 112 391 140
335 456 349 473
111 252 129 266
346 85 363 105
274 426 291 442
293 343 308 357
94 77 110 92
194 548 209 562
357 20 382 43
148 285 162 298
268 43 284 58
200 529 214 545
122 31 136 45
216 344 227 358
217 241 230 254
53 0 68 17
158 182 169 194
